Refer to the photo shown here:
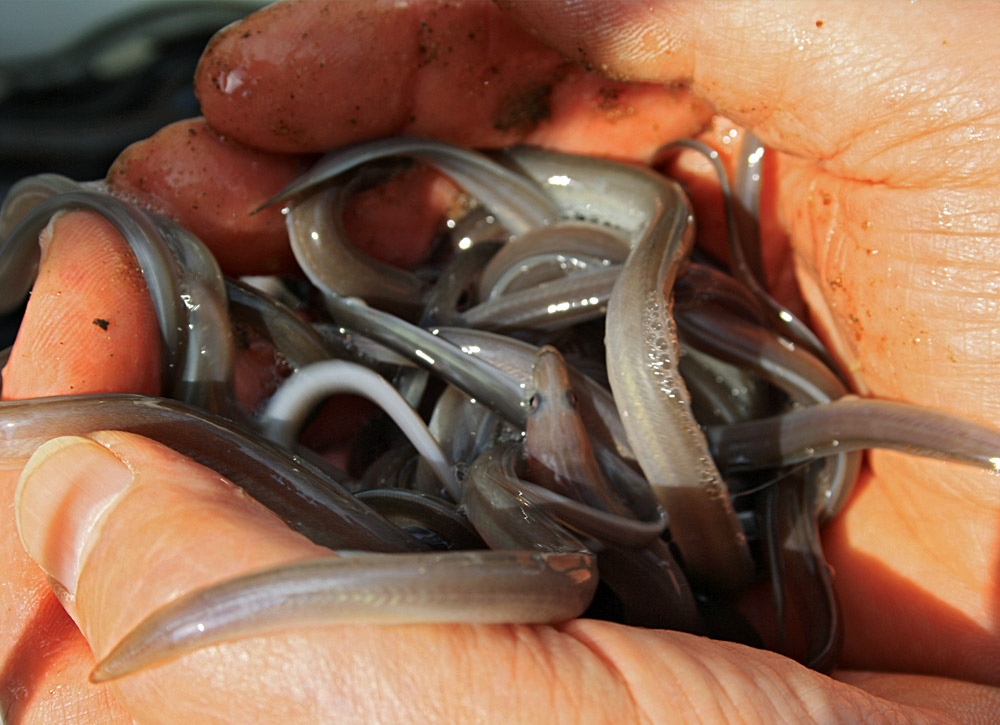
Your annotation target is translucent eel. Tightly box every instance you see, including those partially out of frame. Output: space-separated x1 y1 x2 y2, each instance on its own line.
678 346 772 427
477 222 629 300
422 384 515 490
731 132 767 283
495 147 674 248
420 240 502 326
706 395 1000 473
90 445 598 684
0 394 421 553
475 444 699 631
355 488 486 551
756 469 841 673
435 327 633 461
677 304 860 519
318 295 528 426
265 136 560 234
657 139 836 371
602 161 754 593
673 261 770 328
258 360 460 500
433 327 661 523
523 346 666 548
225 278 339 372
0 173 80 313
285 180 430 319
456 265 621 332
0 185 240 418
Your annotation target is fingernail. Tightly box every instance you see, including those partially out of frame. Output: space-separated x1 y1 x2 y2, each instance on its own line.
15 436 133 595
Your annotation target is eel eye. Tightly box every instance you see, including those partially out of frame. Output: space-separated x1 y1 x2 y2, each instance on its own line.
528 393 541 411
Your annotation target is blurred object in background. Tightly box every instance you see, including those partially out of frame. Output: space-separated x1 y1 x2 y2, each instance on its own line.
0 0 265 349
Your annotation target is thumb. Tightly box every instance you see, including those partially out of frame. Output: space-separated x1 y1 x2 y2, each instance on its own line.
15 430 989 723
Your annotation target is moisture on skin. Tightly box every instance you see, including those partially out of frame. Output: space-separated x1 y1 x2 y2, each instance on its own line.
477 222 629 300
457 264 620 332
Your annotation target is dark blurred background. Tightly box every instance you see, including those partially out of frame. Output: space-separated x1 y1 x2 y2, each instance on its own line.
0 0 265 348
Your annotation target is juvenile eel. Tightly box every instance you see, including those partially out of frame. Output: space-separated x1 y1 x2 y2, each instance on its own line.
265 136 560 235
603 161 754 593
0 186 241 419
435 327 633 461
707 395 1000 473
225 279 337 372
477 222 629 300
524 346 666 548
420 240 502 326
0 394 421 553
757 469 841 673
258 359 460 500
434 328 662 522
456 265 620 332
285 179 430 320
275 137 561 318
0 173 80 313
90 444 598 683
678 304 861 519
656 139 836 372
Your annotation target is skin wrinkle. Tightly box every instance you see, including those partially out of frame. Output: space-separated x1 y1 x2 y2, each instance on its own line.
553 624 641 725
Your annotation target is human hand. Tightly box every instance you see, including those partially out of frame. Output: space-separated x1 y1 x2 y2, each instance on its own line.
3 1 1000 722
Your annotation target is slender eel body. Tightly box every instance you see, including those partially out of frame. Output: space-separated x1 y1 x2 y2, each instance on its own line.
521 347 699 631
259 360 459 500
524 346 666 547
707 395 1000 473
603 165 754 593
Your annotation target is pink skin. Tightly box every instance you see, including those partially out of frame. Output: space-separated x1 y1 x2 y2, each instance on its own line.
3 1 1000 722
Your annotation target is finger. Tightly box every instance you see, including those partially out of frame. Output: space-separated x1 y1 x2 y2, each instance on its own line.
193 0 711 155
0 210 162 722
16 431 985 724
107 118 310 277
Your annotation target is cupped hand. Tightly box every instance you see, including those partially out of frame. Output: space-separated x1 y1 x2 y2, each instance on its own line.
4 2 1000 722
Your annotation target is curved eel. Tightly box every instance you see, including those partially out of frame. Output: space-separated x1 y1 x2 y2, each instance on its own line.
258 359 459 500
602 162 754 593
0 184 240 419
707 395 1000 473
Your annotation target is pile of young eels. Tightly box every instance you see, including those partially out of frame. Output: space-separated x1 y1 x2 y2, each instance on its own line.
2 136 1000 682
